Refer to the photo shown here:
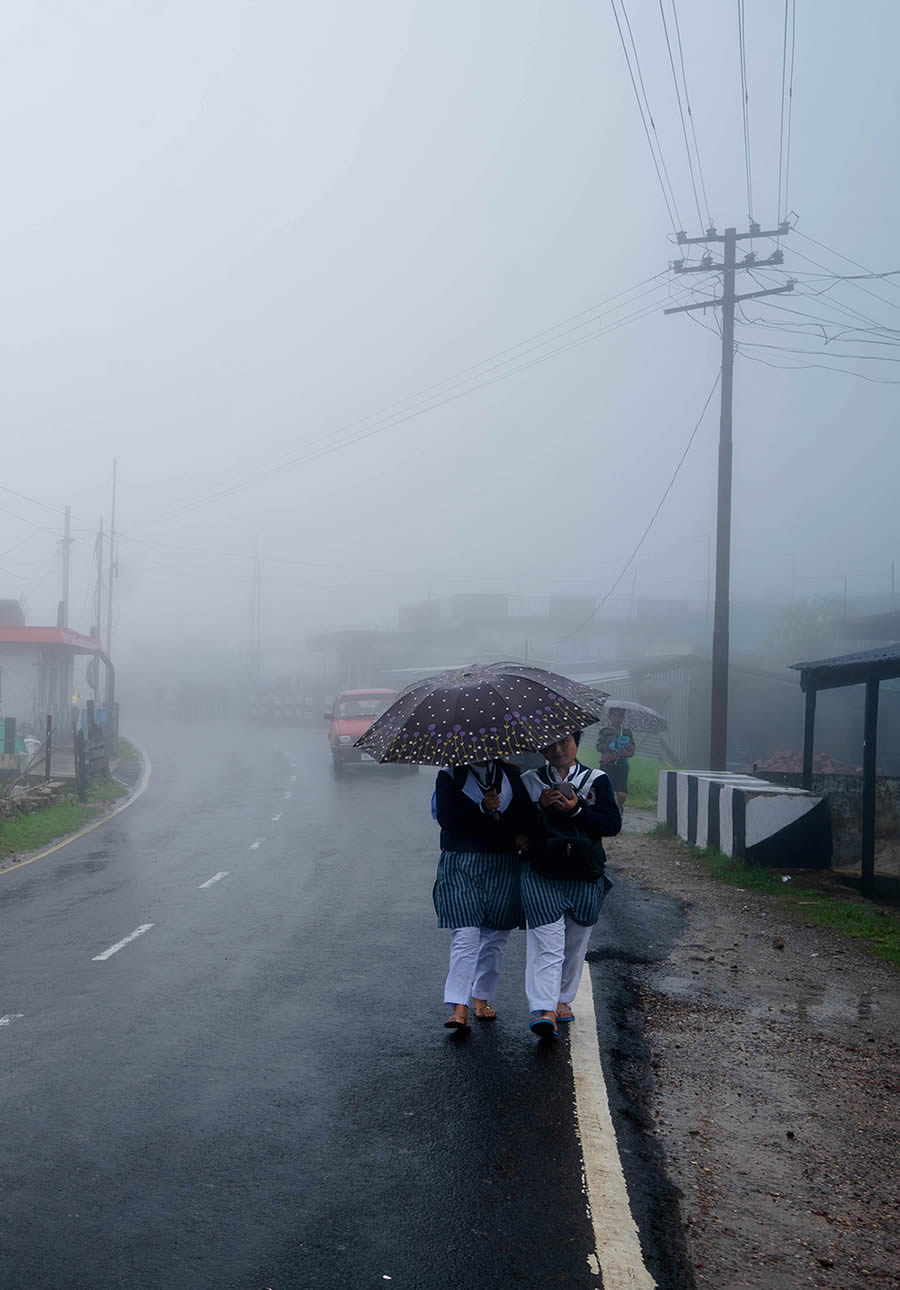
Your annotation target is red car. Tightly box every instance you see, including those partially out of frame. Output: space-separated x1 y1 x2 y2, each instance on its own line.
325 689 398 773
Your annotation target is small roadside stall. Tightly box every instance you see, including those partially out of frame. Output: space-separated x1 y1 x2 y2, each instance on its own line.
792 644 900 896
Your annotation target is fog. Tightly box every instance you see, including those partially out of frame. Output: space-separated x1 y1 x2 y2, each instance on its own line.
1 0 897 703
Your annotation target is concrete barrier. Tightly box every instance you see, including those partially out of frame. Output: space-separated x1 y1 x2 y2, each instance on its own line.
658 770 832 868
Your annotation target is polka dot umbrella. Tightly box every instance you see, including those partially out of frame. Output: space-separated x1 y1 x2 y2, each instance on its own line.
355 662 610 767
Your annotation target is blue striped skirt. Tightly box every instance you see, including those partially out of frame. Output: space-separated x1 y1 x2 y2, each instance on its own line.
433 850 523 931
521 865 613 929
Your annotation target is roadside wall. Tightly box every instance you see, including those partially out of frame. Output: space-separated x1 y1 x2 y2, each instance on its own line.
757 771 900 870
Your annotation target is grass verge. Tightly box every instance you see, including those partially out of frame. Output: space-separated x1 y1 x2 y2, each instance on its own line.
579 749 674 809
0 778 128 860
115 736 140 762
656 825 900 968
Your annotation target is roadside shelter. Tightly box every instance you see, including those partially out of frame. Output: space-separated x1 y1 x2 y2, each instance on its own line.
0 626 111 739
791 643 900 894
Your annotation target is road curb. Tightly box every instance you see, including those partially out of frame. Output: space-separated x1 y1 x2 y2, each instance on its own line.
0 743 153 879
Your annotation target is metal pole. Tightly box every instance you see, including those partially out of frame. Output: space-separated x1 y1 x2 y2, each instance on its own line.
105 461 117 660
94 518 104 642
801 684 816 791
105 461 117 716
45 714 52 781
60 505 72 628
709 228 736 771
861 678 879 897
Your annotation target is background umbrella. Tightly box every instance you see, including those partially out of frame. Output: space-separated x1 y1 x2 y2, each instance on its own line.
356 662 609 766
598 698 668 733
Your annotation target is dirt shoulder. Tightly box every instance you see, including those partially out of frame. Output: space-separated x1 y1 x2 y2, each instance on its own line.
607 822 900 1290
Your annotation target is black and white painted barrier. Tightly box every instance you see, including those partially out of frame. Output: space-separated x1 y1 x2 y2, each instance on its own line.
658 771 832 868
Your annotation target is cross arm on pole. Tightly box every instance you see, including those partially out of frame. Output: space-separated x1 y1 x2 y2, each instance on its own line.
676 222 790 246
673 250 785 275
664 281 794 315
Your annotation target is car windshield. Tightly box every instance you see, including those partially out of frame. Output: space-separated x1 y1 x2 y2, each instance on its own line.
336 698 388 718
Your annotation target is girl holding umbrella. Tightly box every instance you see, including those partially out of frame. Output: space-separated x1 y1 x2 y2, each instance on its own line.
520 732 621 1038
433 759 534 1029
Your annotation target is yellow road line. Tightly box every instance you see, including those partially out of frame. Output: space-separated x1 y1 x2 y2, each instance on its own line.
0 748 153 878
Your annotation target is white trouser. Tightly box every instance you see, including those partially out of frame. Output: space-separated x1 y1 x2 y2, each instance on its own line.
525 915 593 1014
444 928 511 1006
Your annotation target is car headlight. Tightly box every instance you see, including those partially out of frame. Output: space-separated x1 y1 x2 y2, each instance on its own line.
337 735 354 746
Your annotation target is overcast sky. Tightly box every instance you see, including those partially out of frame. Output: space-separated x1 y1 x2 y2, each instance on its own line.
1 0 897 672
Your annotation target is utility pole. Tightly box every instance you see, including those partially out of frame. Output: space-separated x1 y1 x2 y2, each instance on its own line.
105 459 118 716
89 517 104 701
93 518 104 643
250 535 262 678
59 505 72 628
665 221 794 771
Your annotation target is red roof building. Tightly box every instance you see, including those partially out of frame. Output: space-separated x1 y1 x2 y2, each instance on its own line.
0 626 107 737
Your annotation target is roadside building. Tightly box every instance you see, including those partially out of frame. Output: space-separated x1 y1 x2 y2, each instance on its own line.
0 625 106 737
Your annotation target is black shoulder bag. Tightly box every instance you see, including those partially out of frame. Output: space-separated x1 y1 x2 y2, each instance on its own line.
528 767 606 883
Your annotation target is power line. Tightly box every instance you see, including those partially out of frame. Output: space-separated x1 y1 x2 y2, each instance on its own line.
610 0 683 237
150 272 673 519
735 346 900 385
199 272 674 494
670 0 712 229
793 229 900 296
559 370 721 642
0 485 62 514
659 0 704 232
777 0 796 224
149 275 710 520
0 532 42 560
736 0 754 222
769 238 900 314
747 264 898 334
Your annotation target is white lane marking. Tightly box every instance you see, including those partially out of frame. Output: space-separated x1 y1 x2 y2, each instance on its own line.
199 871 229 889
283 790 293 801
92 923 155 962
271 813 282 822
249 839 263 850
289 774 297 783
0 1014 24 1027
571 969 657 1290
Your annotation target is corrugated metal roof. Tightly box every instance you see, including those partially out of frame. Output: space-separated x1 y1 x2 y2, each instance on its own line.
790 643 900 672
790 642 900 690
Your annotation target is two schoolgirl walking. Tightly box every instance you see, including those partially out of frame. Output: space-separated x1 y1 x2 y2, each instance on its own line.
432 730 621 1038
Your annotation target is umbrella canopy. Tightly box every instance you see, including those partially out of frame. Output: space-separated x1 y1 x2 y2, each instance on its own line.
356 662 609 766
599 698 668 733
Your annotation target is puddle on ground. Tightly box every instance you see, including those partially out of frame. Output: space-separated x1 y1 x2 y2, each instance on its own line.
653 973 881 1026
790 986 878 1023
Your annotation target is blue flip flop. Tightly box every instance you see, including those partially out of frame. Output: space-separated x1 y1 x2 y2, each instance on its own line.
556 1011 574 1024
529 1018 559 1040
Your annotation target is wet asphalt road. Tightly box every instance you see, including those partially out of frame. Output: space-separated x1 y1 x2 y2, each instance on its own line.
0 723 688 1290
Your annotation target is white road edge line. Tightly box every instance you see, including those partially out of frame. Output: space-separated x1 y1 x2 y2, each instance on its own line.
283 791 293 800
249 839 263 850
0 1014 24 1026
271 813 282 822
571 968 657 1290
92 923 155 962
0 745 154 877
199 871 229 889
